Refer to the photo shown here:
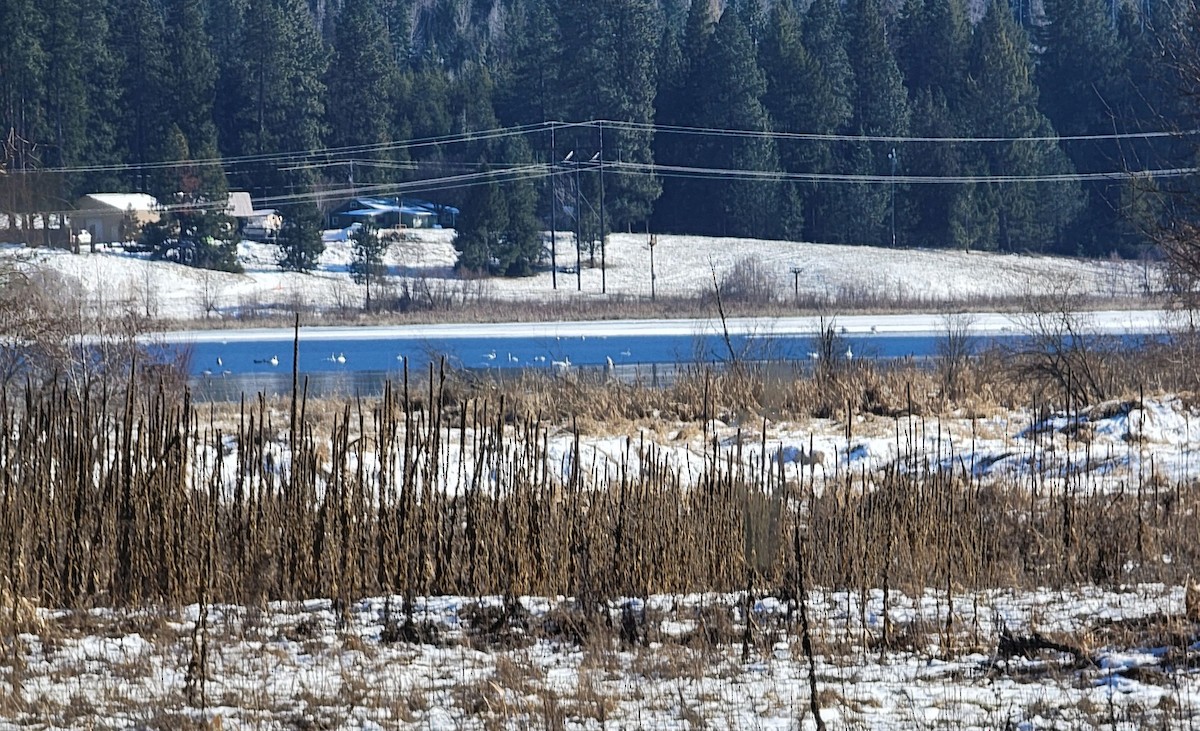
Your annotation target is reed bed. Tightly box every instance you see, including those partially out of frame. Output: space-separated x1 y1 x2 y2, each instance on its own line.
0 356 1196 616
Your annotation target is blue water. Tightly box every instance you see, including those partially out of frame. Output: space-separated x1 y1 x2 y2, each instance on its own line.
166 332 988 378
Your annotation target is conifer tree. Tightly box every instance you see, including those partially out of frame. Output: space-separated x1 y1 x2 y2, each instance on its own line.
326 0 399 186
229 0 328 199
556 0 661 231
897 0 970 103
454 174 509 273
759 0 847 238
0 0 46 176
1040 0 1131 253
141 126 240 272
495 0 561 127
895 0 972 248
653 0 717 234
801 0 857 243
39 0 87 171
964 0 1083 252
111 0 169 191
455 139 543 276
76 0 124 192
349 223 389 310
688 10 780 238
830 0 910 246
276 204 327 272
163 0 225 194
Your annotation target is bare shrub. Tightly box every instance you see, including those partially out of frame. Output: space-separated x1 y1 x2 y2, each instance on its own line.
715 257 779 306
1011 283 1114 406
936 312 976 401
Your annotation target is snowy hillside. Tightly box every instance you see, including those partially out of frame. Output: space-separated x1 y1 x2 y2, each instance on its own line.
9 230 1158 323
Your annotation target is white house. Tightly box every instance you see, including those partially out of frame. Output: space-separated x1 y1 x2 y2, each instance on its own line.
73 193 160 244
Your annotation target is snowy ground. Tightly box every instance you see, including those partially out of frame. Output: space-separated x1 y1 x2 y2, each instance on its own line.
9 230 1159 323
215 392 1200 501
7 584 1197 729
3 234 1190 729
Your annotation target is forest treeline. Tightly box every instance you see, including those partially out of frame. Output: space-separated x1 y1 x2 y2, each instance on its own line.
0 0 1195 271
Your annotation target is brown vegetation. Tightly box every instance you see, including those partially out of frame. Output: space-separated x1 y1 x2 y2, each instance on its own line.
0 346 1197 613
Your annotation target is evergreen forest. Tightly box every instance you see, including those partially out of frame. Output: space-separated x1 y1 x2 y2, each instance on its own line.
1 0 1195 272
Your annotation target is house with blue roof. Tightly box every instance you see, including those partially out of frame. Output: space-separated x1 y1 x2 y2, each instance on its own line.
328 196 459 230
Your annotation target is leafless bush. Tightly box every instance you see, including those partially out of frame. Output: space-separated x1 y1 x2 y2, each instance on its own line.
714 257 780 306
196 268 225 319
936 312 976 401
1011 283 1115 406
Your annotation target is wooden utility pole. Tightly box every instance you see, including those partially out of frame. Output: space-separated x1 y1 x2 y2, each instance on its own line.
649 233 658 301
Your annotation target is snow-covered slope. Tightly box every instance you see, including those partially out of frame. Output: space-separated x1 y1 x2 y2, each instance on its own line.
9 230 1157 322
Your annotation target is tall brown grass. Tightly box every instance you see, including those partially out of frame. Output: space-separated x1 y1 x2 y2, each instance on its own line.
0 351 1196 613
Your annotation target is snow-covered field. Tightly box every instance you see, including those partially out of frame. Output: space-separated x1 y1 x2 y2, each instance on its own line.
10 230 1158 322
8 584 1197 729
2 233 1192 729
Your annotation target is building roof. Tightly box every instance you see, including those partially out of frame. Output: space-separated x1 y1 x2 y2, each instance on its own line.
76 193 159 212
226 192 254 218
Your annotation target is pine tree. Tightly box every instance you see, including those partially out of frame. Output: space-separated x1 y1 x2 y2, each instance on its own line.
654 0 719 234
0 0 47 175
801 0 857 243
688 10 780 238
276 204 326 272
454 174 509 273
831 0 910 246
228 0 328 199
556 0 662 231
141 126 241 272
209 0 249 154
349 224 390 310
75 0 124 192
110 0 169 190
759 0 850 239
163 0 225 194
495 0 560 127
454 138 544 277
326 0 399 186
380 0 415 64
39 0 87 171
1039 0 1131 254
965 0 1083 252
895 0 972 248
896 0 970 103
908 89 964 248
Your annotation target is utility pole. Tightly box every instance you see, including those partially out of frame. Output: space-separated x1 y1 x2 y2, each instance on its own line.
574 157 582 291
889 147 897 248
649 232 658 301
791 266 802 303
599 122 606 295
549 124 557 290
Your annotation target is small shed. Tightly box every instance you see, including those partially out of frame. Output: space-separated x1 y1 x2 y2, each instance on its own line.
242 209 283 241
225 191 254 218
73 193 160 244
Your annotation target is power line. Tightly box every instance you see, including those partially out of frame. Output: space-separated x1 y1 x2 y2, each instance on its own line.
6 118 1193 179
7 121 578 176
610 160 1200 184
601 119 1200 144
